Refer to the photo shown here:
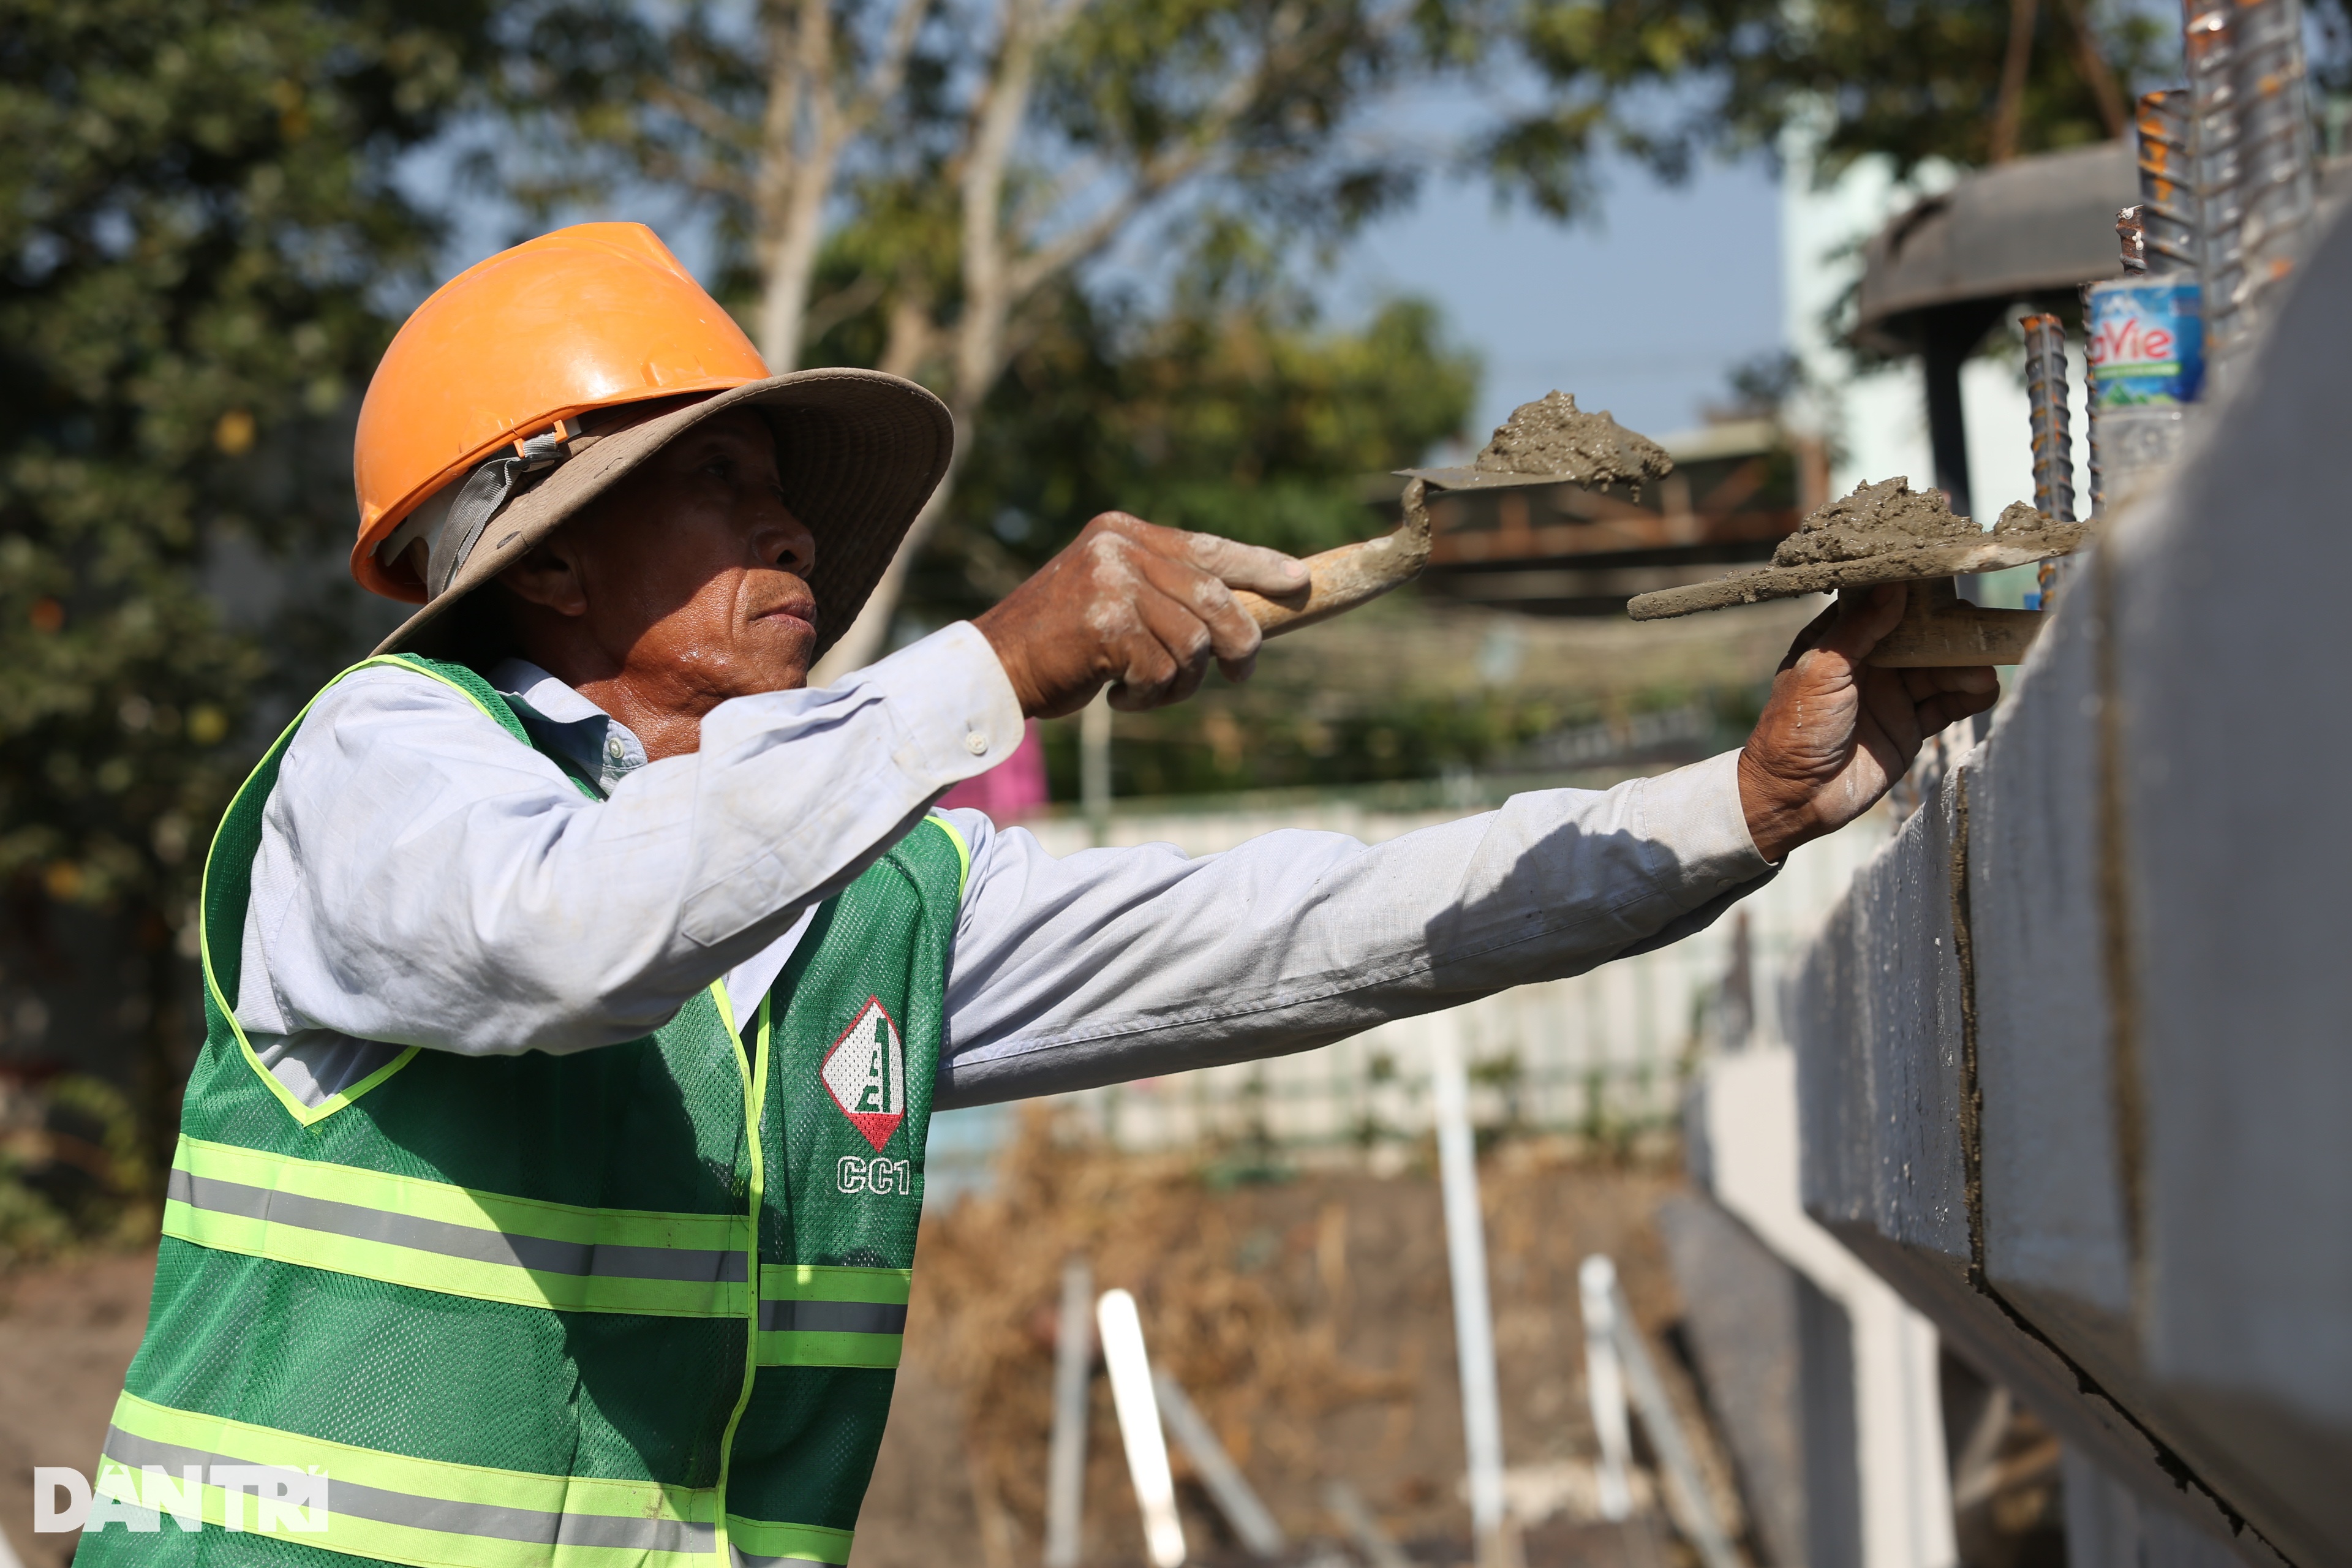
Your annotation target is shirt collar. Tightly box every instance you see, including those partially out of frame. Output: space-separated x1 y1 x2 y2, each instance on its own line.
485 658 648 796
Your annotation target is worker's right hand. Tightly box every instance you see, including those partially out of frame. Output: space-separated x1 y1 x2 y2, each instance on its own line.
975 513 1310 718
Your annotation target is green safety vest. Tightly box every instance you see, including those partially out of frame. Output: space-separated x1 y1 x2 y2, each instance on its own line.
80 654 967 1568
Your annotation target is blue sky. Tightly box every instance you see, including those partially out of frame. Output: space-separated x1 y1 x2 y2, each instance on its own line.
415 115 1790 458
1326 153 1785 449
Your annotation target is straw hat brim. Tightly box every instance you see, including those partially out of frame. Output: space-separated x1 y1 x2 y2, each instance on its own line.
373 368 954 662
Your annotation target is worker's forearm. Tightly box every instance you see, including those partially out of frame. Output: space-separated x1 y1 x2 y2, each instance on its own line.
243 624 1022 1054
932 750 1773 1106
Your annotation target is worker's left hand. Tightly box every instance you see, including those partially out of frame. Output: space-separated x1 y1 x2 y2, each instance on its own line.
1736 584 2000 862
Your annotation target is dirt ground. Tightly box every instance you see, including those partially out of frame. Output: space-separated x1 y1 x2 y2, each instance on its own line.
0 1250 155 1567
854 1124 1730 1568
0 1131 1725 1568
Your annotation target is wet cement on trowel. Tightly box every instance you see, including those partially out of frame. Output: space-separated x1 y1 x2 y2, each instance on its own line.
1770 477 2080 567
1626 477 2089 619
1472 390 1673 485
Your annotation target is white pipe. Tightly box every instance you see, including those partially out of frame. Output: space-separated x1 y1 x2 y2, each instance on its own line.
1431 1014 1509 1558
1322 1480 1415 1568
1578 1255 1637 1521
1594 1258 1740 1568
1096 1288 1186 1568
1153 1370 1285 1558
1044 1258 1093 1568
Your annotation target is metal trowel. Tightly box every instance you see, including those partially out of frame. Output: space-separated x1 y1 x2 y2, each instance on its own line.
1625 478 2090 668
1232 390 1673 636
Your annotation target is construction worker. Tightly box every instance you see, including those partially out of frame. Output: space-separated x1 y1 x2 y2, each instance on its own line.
81 224 1994 1567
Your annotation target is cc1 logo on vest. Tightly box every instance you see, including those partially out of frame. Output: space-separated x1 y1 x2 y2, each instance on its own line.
823 997 907 1155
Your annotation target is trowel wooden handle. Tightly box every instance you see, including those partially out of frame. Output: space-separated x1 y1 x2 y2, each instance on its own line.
1862 578 2046 667
1234 479 1434 638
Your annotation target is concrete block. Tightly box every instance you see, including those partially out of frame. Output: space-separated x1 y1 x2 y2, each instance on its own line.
1793 764 1972 1287
1966 589 2139 1379
2107 201 2352 1564
2062 1446 2254 1568
1788 723 2276 1555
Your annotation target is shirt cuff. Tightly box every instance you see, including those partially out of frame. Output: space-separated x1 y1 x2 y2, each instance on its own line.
851 620 1028 790
1642 748 1773 884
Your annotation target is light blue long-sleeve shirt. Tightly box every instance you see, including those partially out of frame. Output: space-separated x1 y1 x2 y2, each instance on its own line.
233 621 1773 1109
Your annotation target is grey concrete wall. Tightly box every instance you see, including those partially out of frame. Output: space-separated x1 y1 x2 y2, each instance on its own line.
2062 1447 2250 1568
1784 202 2352 1568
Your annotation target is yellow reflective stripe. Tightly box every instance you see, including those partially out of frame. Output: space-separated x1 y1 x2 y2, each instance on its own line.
164 1137 748 1317
924 812 971 895
100 1390 718 1568
761 1264 913 1303
711 990 771 1568
754 1264 911 1367
753 1331 902 1370
199 654 492 1130
726 1516 855 1566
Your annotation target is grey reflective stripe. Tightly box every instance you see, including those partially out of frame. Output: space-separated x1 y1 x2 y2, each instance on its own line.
756 1300 908 1335
167 1167 748 1285
105 1426 717 1555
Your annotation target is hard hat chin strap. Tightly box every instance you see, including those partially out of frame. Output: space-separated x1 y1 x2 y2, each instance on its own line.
423 420 584 600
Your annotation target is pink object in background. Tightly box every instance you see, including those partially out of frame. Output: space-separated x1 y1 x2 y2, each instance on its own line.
937 718 1049 821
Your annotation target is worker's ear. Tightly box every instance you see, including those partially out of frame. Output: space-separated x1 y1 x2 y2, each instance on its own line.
497 531 590 619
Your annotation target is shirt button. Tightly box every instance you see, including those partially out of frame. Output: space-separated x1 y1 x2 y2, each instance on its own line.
605 736 627 761
964 731 990 756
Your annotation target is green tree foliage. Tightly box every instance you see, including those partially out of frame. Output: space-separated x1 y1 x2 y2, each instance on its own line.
475 0 2173 675
912 286 1478 619
0 0 486 1133
1499 0 2171 203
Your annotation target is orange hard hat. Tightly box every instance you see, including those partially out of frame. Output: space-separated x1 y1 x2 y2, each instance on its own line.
352 222 769 601
350 223 951 663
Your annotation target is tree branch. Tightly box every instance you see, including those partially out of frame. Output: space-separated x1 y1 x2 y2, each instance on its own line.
800 271 889 345
860 0 930 116
755 0 932 371
1989 0 2040 162
998 1 1313 301
2059 0 2128 138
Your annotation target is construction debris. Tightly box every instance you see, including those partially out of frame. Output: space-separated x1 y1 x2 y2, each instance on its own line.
848 1115 1743 1568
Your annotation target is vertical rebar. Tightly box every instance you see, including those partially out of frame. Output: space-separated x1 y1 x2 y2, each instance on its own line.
2021 314 2075 609
2135 89 2199 275
2182 0 2243 339
2229 0 2319 334
2185 0 2318 363
2079 284 2104 518
2117 205 2149 274
2021 314 2075 524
